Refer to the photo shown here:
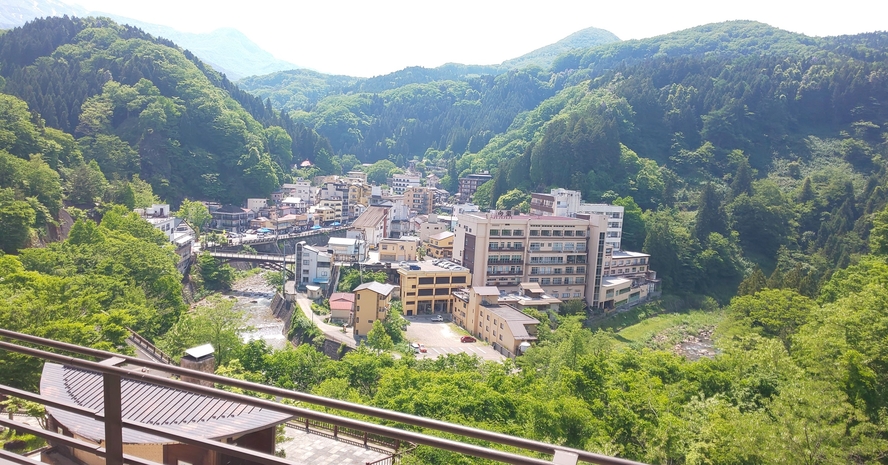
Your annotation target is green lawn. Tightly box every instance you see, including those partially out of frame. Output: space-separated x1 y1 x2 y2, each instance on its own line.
614 310 724 349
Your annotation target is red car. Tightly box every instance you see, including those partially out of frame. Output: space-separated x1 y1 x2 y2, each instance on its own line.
460 336 476 343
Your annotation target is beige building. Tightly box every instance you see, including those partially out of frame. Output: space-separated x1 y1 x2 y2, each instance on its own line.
379 236 420 262
414 214 448 242
453 211 609 307
404 186 435 215
599 249 659 312
427 231 455 259
396 260 470 316
452 286 541 357
353 282 397 337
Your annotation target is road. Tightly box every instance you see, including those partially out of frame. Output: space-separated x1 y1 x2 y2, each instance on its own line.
294 293 359 349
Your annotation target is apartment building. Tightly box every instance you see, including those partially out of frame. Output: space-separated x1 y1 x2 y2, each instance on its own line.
427 231 455 259
396 260 470 315
414 214 448 242
353 282 397 337
577 204 624 250
529 188 625 250
391 173 421 195
379 236 420 262
457 173 492 202
452 286 541 357
294 241 332 291
403 186 435 215
529 188 582 217
599 249 660 311
453 210 609 306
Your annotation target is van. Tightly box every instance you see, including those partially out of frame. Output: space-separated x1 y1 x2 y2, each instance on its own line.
410 343 420 353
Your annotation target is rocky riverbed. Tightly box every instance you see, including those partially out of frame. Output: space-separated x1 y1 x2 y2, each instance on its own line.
227 272 288 350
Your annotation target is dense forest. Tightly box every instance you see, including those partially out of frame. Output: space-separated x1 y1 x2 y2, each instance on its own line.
0 16 333 203
2 15 888 464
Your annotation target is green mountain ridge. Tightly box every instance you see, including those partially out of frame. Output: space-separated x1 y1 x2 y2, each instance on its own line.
501 25 620 70
0 0 301 80
0 15 332 204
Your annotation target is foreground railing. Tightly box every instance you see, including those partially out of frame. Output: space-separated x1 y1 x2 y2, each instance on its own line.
0 329 645 465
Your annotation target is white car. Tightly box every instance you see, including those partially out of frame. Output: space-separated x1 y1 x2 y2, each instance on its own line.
431 315 444 322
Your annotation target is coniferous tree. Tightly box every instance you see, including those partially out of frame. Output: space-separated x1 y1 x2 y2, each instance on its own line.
737 265 767 296
694 183 727 243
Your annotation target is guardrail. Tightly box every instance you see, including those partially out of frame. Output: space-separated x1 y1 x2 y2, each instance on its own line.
0 329 646 465
126 329 172 365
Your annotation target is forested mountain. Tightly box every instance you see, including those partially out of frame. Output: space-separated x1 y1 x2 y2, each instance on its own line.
0 0 299 80
501 26 620 70
0 16 332 203
240 20 888 300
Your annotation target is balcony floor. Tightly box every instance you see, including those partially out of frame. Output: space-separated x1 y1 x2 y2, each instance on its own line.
279 425 389 465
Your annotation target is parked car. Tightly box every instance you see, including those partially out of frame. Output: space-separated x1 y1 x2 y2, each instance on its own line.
418 344 427 353
431 315 444 322
411 343 420 353
460 336 476 343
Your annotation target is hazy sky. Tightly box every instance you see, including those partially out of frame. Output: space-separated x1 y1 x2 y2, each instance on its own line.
71 0 888 77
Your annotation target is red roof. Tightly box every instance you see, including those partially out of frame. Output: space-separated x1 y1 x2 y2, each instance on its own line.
329 293 355 311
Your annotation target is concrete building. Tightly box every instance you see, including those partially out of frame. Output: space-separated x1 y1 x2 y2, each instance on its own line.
396 260 470 316
599 249 660 312
414 213 448 242
457 173 492 202
348 206 390 247
529 188 582 218
280 197 308 214
353 282 397 337
403 186 435 215
452 286 541 357
427 231 455 259
294 241 332 291
327 237 367 263
379 236 420 262
528 189 625 250
453 210 608 306
577 204 625 250
391 172 421 195
246 198 268 212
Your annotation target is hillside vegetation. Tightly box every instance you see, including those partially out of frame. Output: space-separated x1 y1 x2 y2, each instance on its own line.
0 16 333 203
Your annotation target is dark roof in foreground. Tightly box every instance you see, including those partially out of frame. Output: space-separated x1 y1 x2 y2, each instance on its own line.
40 363 291 444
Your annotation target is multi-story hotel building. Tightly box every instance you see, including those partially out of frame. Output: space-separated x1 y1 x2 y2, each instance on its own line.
396 260 470 316
453 210 609 306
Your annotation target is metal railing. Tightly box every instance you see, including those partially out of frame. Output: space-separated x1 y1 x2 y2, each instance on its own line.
0 329 645 465
126 329 172 365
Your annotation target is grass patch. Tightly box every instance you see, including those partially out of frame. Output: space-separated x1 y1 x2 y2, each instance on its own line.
0 429 46 452
616 310 724 348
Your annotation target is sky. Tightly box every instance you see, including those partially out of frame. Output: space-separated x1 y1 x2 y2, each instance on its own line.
70 0 888 77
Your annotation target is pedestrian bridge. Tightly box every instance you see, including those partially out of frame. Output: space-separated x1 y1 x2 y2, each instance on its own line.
206 251 296 278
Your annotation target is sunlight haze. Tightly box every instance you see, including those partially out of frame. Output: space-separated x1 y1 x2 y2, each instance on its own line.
69 0 888 77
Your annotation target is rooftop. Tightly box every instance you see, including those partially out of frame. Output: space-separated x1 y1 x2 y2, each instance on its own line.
354 281 397 296
612 250 650 258
40 363 291 444
429 231 455 241
485 306 540 340
351 206 389 228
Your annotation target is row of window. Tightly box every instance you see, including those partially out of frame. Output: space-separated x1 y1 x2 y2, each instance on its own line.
529 229 585 237
529 276 585 285
529 266 586 274
489 229 525 237
606 266 646 275
608 258 647 266
528 242 586 251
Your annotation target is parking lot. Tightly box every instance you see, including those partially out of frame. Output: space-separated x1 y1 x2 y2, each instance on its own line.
404 315 505 362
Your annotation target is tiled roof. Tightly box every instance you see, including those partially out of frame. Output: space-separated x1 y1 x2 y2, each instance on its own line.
40 363 291 444
353 282 396 296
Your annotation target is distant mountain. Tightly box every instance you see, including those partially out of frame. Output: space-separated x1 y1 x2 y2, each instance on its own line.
0 0 300 80
94 15 302 80
0 0 86 29
501 26 621 70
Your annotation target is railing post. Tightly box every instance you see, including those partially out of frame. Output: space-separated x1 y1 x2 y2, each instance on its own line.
103 372 123 465
333 425 338 439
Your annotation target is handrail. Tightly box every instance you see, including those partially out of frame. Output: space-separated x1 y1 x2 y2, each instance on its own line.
126 329 172 365
0 329 646 465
